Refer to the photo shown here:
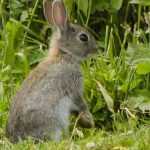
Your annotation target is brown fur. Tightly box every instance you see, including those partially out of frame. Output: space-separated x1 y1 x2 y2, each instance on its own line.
6 0 96 142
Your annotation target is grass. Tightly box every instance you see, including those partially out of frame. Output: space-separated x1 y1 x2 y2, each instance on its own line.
0 126 150 150
0 0 150 149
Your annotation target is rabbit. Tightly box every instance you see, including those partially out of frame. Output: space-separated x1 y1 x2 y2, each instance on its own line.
6 0 97 143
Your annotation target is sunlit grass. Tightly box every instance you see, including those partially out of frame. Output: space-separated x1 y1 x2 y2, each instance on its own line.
0 0 150 149
0 126 149 150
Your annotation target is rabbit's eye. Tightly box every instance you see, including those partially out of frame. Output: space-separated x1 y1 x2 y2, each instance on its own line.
79 33 89 42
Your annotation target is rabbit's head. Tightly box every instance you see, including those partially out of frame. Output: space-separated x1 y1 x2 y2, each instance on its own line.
43 0 97 59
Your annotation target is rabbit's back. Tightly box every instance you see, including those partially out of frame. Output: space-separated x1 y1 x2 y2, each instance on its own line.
16 60 82 107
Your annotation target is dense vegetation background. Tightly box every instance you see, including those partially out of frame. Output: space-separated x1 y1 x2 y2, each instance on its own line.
0 0 150 149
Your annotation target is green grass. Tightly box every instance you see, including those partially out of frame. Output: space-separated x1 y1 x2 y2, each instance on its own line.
0 0 150 149
0 126 149 150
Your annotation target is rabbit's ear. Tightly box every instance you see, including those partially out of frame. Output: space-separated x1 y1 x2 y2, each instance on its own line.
43 0 53 25
52 0 68 30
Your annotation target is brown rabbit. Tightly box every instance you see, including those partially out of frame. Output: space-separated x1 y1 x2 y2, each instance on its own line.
6 0 97 142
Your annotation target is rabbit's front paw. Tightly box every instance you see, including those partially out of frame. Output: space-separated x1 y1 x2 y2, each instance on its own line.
78 111 95 128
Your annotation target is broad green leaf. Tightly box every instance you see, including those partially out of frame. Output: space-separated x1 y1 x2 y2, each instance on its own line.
126 43 150 65
111 0 123 10
92 98 104 113
136 61 150 75
139 102 150 112
92 0 110 13
127 44 150 74
126 90 150 113
96 81 114 113
16 52 30 76
119 78 142 92
0 82 4 98
64 0 74 17
4 21 23 65
127 95 146 110
92 0 122 13
130 0 150 6
76 0 89 17
20 10 28 22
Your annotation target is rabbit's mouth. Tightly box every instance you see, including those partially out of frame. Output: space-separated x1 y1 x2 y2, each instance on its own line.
59 47 83 62
59 44 97 61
